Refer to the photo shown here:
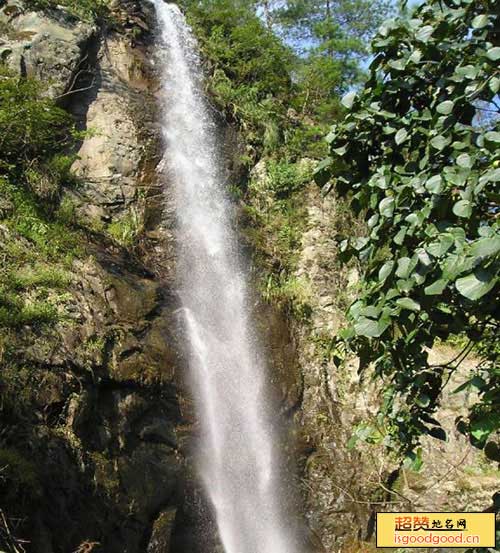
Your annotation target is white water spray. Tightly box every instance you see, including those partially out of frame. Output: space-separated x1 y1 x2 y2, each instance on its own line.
151 2 298 552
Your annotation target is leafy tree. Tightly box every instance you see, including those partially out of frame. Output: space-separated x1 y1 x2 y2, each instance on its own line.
181 0 296 154
273 0 393 118
317 0 500 462
0 67 72 169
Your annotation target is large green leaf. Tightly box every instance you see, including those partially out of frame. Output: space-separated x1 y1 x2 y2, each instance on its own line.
430 135 449 151
484 441 500 462
427 427 447 441
396 297 421 311
396 256 417 278
354 316 390 337
416 25 434 42
341 91 357 109
484 131 500 143
453 376 486 394
424 279 448 295
455 269 496 300
469 235 500 258
456 153 473 168
425 175 443 193
394 227 407 245
453 199 472 218
436 100 454 114
395 128 408 145
442 254 474 279
379 196 395 217
470 413 500 444
486 47 500 61
315 157 333 173
471 14 489 28
455 65 478 79
426 233 454 257
379 260 395 282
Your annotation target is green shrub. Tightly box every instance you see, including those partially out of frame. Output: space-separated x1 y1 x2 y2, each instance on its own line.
262 273 312 321
0 66 73 173
55 195 78 225
23 0 110 22
107 209 143 247
0 179 78 332
7 266 70 290
283 123 329 160
0 262 68 330
243 160 312 318
0 300 59 329
266 159 310 199
0 178 81 261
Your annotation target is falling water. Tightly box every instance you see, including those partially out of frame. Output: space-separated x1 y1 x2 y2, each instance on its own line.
151 2 297 553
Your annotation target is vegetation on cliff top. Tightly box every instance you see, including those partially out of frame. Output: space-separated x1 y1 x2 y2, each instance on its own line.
181 0 391 161
23 0 110 22
318 0 499 464
257 0 393 120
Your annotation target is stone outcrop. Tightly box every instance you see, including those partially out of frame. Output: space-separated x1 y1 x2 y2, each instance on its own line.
69 31 155 233
0 2 95 98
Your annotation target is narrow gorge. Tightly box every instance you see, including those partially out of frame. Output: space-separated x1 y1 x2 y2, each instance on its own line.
0 1 498 552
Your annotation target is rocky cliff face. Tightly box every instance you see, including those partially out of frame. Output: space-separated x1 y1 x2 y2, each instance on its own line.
290 190 498 553
244 163 499 553
0 2 188 552
0 1 94 98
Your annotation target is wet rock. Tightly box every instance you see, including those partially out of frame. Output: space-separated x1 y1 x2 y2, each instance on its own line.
148 509 177 553
256 300 301 413
118 443 178 517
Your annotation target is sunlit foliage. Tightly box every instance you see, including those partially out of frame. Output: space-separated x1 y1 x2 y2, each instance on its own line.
317 0 499 461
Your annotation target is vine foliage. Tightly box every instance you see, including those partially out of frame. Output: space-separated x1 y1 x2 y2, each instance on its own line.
317 0 499 461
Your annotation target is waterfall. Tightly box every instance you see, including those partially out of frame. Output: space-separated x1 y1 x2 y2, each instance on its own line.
150 2 298 553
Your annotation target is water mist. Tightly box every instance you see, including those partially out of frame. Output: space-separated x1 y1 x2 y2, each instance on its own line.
151 3 299 552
